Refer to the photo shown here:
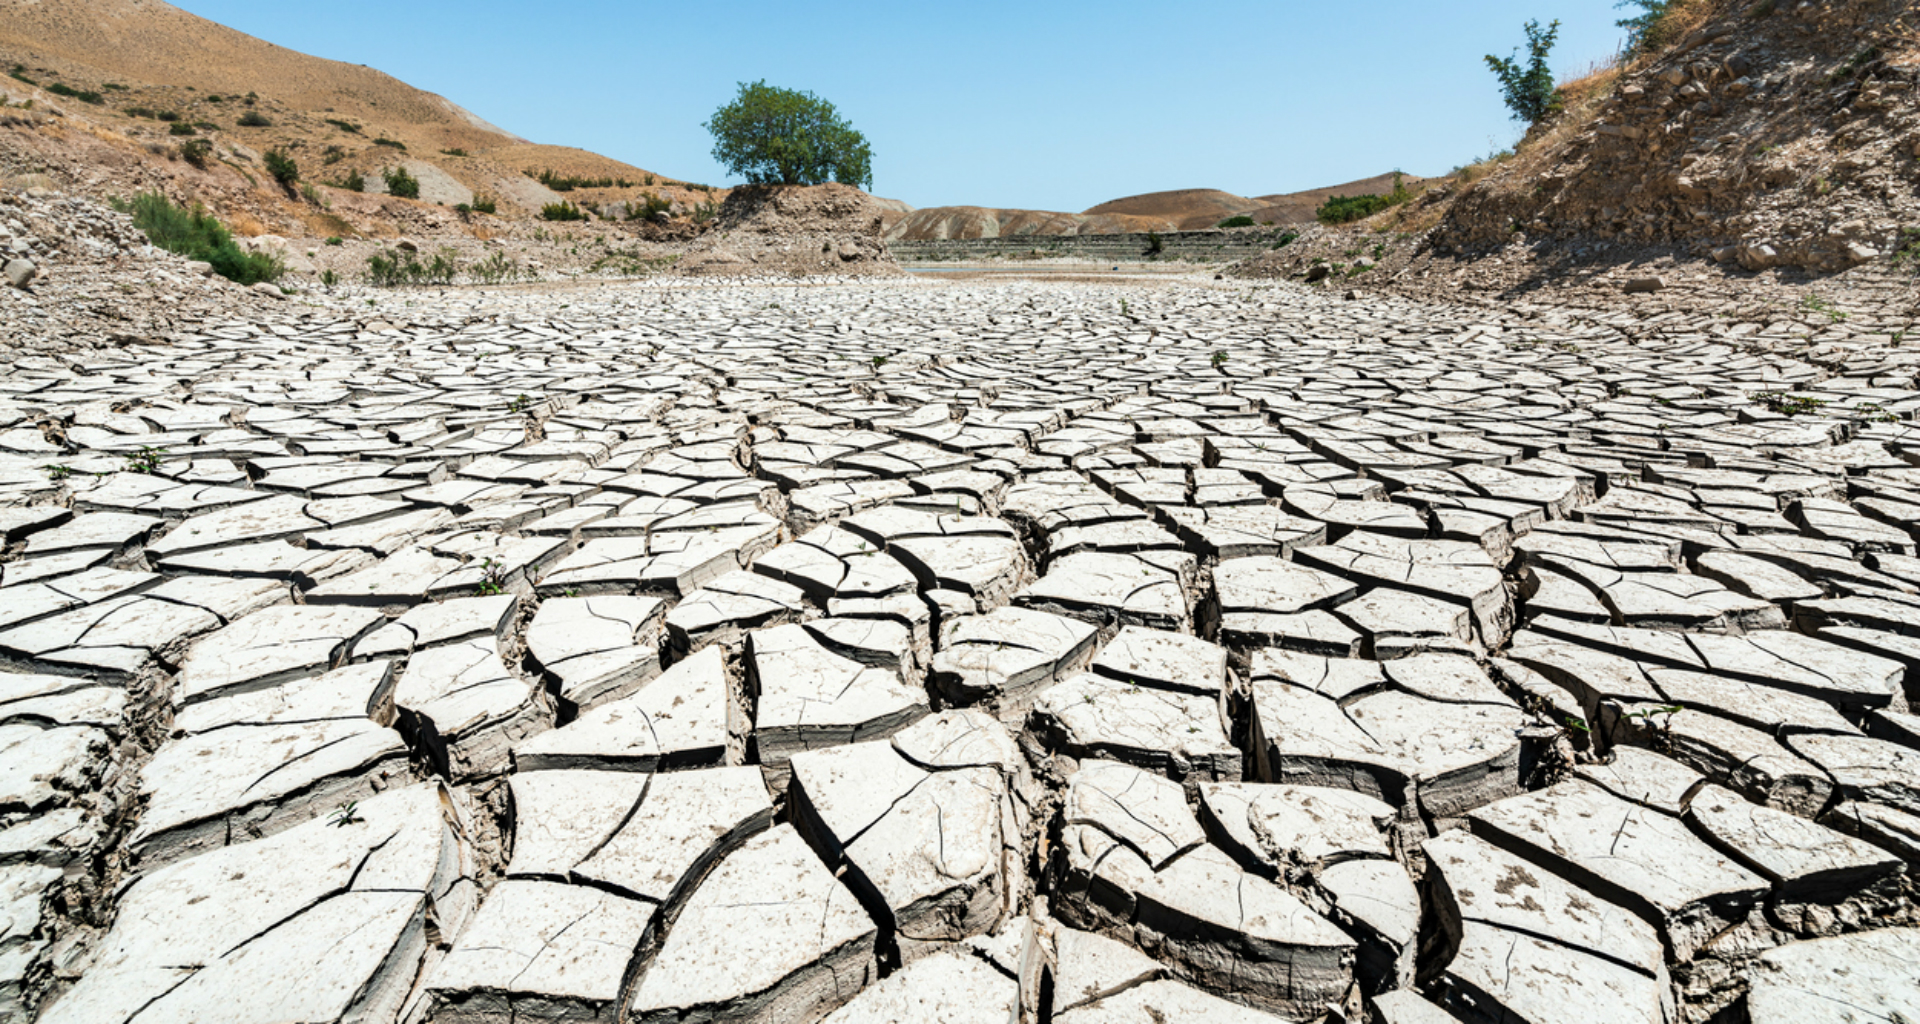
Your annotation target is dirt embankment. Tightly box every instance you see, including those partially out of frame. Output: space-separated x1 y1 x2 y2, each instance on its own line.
1433 0 1920 273
676 183 902 278
1231 0 1920 332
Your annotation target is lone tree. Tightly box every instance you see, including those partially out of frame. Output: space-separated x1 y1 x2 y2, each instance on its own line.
1485 19 1563 125
704 81 872 191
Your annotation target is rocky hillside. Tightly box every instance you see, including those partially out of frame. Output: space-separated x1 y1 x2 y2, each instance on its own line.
1434 0 1919 273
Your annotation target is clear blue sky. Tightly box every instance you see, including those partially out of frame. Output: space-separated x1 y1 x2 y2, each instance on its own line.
172 0 1635 212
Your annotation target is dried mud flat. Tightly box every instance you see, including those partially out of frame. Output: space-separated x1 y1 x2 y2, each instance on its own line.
3 274 1919 1024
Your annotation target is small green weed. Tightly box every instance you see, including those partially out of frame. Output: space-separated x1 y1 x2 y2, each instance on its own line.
124 446 167 474
1749 391 1828 416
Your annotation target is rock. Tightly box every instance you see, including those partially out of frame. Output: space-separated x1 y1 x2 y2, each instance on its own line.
397 237 419 252
184 260 213 277
3 259 35 289
1623 276 1666 293
251 281 284 299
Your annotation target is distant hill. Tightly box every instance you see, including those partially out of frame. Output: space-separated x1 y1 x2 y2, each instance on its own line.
1081 188 1263 231
887 175 1433 241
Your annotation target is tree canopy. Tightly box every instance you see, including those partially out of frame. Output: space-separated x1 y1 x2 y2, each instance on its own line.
704 81 873 191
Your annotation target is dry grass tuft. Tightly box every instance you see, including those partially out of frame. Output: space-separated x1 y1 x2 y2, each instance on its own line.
225 211 267 237
301 211 357 239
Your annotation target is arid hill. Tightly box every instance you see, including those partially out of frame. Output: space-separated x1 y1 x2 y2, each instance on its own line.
1242 172 1432 226
0 0 524 154
885 206 1169 241
1080 188 1262 230
887 174 1434 241
0 0 719 230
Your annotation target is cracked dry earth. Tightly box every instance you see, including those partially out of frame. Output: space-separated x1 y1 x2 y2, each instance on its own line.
3 276 1920 1024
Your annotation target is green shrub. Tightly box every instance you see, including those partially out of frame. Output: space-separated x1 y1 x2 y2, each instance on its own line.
383 166 420 199
365 247 460 287
470 195 497 215
48 82 104 105
1485 19 1563 125
179 138 213 168
168 121 196 136
1217 215 1256 229
1316 174 1416 225
9 66 37 86
125 105 156 119
156 110 180 122
324 118 361 134
325 236 344 246
110 192 283 285
373 137 407 150
1144 231 1165 256
264 148 298 185
527 169 635 191
237 110 272 127
470 252 528 285
541 201 587 222
441 148 467 157
333 170 365 192
1317 194 1393 224
628 192 672 221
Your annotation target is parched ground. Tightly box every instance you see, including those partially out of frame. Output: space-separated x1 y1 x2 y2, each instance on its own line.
3 272 1919 1024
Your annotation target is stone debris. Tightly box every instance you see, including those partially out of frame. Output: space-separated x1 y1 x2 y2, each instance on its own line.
2 276 1917 1022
